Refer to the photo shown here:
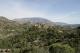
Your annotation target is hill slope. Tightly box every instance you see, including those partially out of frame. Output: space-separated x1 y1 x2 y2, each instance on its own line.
0 17 80 53
0 16 21 39
13 17 68 26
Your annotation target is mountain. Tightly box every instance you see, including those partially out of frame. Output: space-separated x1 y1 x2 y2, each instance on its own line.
13 17 68 26
0 16 21 39
0 17 79 28
13 17 80 28
0 16 80 53
0 16 20 28
0 16 9 21
13 17 53 24
66 24 80 28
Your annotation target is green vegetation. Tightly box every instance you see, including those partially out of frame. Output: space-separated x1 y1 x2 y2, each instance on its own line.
49 43 75 53
0 17 80 53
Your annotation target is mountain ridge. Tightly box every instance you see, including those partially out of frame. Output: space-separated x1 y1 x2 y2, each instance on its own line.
0 16 80 28
13 17 80 28
13 17 68 26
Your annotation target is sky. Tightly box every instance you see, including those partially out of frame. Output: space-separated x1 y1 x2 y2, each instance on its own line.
0 0 80 24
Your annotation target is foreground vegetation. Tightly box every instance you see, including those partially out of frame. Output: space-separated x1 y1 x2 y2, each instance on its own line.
0 23 79 53
0 17 80 53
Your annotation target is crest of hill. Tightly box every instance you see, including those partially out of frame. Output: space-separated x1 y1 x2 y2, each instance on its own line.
13 17 52 23
13 17 69 26
0 16 9 21
0 16 20 28
13 17 80 28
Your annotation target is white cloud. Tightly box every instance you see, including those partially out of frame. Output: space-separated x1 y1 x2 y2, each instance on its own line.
0 0 68 20
0 0 80 24
49 12 80 24
0 0 48 19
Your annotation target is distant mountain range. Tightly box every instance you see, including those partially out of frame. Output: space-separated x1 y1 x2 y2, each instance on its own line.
0 16 80 28
13 17 68 26
0 16 80 39
13 17 51 23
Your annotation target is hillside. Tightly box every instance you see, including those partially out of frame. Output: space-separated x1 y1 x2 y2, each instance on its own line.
13 17 55 26
0 17 80 53
0 16 22 39
13 17 69 26
13 17 80 28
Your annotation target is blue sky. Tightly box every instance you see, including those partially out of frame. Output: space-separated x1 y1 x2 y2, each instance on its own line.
0 0 80 24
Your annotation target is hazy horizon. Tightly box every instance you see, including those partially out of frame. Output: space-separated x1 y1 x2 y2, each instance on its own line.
0 0 80 24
